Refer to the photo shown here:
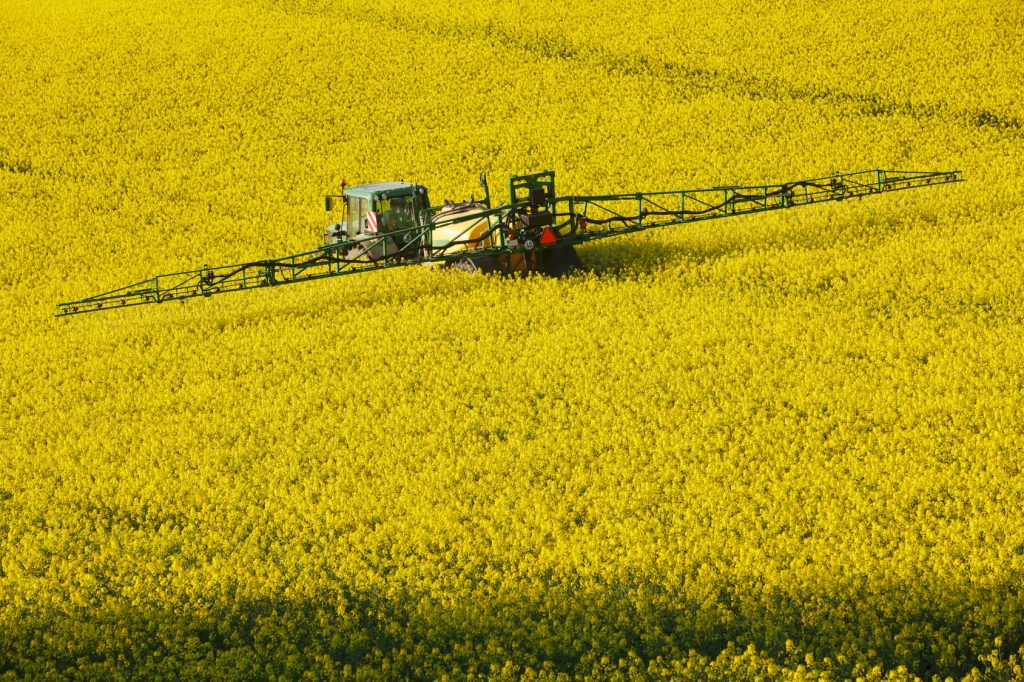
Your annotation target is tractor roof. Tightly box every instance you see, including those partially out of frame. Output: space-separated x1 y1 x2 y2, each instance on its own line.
345 181 425 200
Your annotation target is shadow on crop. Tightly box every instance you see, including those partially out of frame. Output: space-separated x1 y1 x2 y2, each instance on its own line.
1 570 1020 680
577 200 930 279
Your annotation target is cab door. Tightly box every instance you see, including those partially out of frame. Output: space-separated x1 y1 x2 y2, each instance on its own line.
347 196 368 235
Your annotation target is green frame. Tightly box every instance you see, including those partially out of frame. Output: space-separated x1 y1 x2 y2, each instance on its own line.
56 169 963 316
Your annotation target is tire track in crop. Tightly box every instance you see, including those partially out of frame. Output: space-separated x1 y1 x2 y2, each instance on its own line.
346 5 1021 137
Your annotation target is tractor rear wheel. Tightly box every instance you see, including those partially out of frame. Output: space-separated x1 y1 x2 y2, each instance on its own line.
451 254 501 274
535 245 581 277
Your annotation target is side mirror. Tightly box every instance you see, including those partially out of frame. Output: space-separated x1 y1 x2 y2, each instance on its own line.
325 196 333 211
479 172 491 208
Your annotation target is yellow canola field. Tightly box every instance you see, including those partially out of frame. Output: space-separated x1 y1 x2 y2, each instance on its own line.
2 0 1024 678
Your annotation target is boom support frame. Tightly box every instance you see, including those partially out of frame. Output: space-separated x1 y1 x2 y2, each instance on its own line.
55 169 962 316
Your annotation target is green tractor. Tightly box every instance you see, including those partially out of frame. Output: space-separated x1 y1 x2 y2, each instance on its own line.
323 173 581 275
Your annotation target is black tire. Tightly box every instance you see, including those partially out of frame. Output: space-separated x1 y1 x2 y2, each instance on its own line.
536 246 581 277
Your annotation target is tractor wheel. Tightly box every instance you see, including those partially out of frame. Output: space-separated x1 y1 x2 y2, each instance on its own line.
535 245 581 277
451 254 501 274
342 244 370 262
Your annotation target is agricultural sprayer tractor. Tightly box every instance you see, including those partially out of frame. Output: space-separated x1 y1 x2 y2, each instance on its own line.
56 168 962 316
322 172 581 275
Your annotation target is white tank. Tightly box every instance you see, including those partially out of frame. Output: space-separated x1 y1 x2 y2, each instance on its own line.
430 202 499 253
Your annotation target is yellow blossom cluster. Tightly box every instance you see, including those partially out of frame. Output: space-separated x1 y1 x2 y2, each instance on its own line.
1 0 1023 678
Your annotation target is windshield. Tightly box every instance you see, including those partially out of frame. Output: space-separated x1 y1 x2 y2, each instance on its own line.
378 195 415 233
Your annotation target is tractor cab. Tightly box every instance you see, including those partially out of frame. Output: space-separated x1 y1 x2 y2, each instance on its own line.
324 181 430 246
